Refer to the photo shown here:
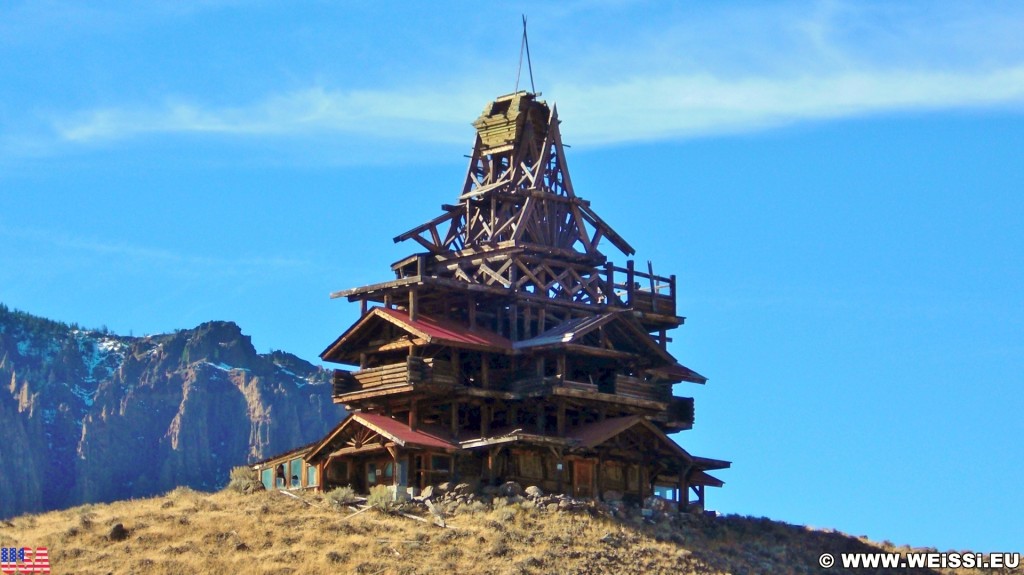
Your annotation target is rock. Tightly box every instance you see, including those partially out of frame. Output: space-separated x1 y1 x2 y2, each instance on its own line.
558 499 572 510
498 481 524 497
525 485 544 499
451 483 473 496
602 490 623 502
108 523 129 541
437 482 452 493
0 308 344 520
420 485 435 500
546 503 559 512
645 496 672 512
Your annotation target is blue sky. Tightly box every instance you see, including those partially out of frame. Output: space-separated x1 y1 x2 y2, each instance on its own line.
2 0 1022 554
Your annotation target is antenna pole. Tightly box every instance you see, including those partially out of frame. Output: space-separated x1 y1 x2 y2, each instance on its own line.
515 15 536 94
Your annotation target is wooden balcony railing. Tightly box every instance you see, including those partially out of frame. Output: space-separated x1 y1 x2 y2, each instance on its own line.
607 260 676 316
333 357 456 398
614 375 671 402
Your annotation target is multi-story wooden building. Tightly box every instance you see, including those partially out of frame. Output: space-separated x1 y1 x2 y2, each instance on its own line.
262 91 728 510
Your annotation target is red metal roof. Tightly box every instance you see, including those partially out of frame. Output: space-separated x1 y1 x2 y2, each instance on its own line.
375 307 513 350
354 412 458 451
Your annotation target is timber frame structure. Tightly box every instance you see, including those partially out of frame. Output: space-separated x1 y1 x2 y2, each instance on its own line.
259 91 729 509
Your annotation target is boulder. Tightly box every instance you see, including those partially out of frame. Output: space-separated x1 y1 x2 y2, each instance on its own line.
498 481 524 497
602 489 623 502
524 485 544 499
108 523 129 541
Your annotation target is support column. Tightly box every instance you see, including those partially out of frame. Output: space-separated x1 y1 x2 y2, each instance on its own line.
639 463 649 504
409 399 418 432
481 403 491 437
408 289 418 322
678 463 692 512
386 445 405 499
481 356 491 389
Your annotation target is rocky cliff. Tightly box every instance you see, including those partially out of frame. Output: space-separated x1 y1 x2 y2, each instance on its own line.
0 304 344 519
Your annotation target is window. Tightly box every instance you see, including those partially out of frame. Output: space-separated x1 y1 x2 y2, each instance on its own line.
261 468 274 491
306 465 318 487
431 455 451 473
290 459 303 488
654 485 679 501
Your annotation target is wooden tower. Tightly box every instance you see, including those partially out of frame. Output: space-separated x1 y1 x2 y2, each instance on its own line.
303 91 728 508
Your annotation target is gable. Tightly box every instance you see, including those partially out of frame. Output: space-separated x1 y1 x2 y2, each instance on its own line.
321 306 512 365
516 311 674 364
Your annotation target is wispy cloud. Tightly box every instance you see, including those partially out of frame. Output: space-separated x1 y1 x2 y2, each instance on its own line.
30 1 1024 151
52 65 1024 149
54 87 490 145
554 66 1024 145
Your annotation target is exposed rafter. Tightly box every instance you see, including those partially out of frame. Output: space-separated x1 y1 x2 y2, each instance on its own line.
395 93 635 258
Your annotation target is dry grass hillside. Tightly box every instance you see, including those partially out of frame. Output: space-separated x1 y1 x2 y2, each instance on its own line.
0 484 1015 575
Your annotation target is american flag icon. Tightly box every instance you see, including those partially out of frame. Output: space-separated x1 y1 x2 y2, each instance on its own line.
0 547 50 574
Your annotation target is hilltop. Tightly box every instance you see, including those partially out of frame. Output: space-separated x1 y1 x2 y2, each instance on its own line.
0 485 1014 575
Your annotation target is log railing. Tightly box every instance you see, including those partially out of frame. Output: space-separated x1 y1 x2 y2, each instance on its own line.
333 357 456 398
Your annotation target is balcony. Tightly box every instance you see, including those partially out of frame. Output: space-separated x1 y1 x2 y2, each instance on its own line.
607 261 676 318
333 357 455 399
660 396 695 431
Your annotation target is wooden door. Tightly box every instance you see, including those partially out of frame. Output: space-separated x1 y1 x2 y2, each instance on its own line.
573 460 594 498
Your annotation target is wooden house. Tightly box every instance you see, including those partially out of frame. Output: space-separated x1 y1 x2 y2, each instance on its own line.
262 91 729 510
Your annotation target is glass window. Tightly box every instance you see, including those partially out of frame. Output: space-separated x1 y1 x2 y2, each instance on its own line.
653 485 678 501
384 462 393 478
261 468 274 491
306 465 318 487
431 455 451 473
290 459 303 488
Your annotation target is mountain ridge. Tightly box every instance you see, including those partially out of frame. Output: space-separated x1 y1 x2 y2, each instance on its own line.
0 303 344 519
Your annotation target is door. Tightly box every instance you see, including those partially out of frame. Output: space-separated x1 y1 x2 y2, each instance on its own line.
573 460 595 498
